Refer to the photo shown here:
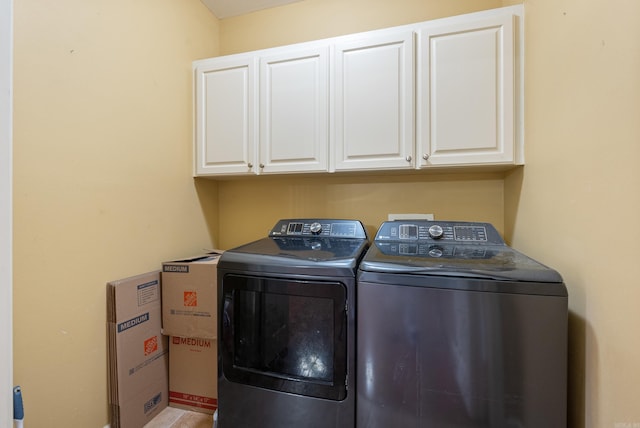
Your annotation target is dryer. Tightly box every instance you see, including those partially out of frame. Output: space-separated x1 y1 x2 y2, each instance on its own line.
357 220 567 428
217 219 369 428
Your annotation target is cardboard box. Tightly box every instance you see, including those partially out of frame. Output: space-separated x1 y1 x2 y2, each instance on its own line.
107 271 169 428
169 336 218 414
161 254 220 339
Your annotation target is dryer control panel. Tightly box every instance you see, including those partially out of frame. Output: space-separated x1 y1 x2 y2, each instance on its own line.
269 219 368 239
375 220 504 245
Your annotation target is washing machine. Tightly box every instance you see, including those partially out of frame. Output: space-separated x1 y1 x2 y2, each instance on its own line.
357 220 568 428
217 219 369 428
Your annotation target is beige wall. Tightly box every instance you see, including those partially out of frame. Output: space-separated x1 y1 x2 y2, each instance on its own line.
13 0 219 426
505 1 640 427
219 0 502 55
214 173 506 249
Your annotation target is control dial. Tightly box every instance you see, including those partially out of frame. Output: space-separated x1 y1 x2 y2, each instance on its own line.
428 224 444 239
428 246 444 258
310 222 323 235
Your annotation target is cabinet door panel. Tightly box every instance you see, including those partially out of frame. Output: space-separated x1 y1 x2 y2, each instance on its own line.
194 56 257 175
333 31 414 171
260 46 329 173
418 14 515 166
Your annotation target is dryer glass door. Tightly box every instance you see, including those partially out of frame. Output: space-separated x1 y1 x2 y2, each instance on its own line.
221 274 348 400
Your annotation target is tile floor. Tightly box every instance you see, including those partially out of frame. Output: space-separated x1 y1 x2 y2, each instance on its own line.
144 407 213 428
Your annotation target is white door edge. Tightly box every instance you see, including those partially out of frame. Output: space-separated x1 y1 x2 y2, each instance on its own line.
1 0 13 425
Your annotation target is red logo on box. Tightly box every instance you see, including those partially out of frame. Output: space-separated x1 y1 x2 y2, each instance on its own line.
183 291 197 307
144 336 158 356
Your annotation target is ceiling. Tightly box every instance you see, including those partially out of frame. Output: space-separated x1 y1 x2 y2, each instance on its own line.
201 0 304 19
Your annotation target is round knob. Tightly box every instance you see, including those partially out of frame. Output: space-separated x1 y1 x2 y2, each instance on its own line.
422 154 429 161
259 163 265 169
310 222 322 235
405 155 412 162
428 246 444 258
248 162 253 168
428 224 444 239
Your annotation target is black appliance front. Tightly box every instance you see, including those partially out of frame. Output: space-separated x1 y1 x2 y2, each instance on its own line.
222 274 347 400
357 220 568 428
217 219 368 428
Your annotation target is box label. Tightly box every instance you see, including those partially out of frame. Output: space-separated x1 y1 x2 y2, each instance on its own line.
144 392 163 415
169 391 217 412
169 308 211 318
137 280 160 306
118 313 149 333
164 265 189 273
172 337 212 348
128 349 168 376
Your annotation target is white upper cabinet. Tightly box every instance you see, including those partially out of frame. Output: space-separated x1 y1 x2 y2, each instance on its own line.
416 7 523 167
194 55 257 176
194 45 329 176
259 45 329 174
332 30 415 171
193 5 524 177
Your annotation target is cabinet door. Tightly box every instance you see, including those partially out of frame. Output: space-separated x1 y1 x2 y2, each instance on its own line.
333 30 415 171
417 11 518 167
259 45 329 174
194 56 257 176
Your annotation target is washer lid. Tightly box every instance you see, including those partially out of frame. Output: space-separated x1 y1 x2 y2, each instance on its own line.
219 235 369 276
359 241 563 284
360 220 563 284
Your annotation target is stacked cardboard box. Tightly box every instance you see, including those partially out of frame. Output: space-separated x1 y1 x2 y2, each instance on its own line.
168 336 217 413
107 271 169 428
161 253 221 415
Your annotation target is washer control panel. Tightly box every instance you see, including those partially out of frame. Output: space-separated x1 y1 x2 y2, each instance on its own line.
375 220 504 245
270 219 368 239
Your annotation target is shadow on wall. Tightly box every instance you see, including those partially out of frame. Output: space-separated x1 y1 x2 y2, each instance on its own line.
503 166 523 245
194 178 220 248
503 166 587 427
568 311 587 428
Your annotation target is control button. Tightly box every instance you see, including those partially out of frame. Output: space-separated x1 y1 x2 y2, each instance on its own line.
310 222 323 235
428 224 444 239
428 247 444 258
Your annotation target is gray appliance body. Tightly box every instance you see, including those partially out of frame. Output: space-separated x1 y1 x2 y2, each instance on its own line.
217 219 369 428
357 220 568 428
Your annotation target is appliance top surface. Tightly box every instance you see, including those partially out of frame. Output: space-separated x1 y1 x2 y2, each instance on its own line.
360 220 564 284
219 219 369 270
